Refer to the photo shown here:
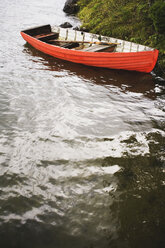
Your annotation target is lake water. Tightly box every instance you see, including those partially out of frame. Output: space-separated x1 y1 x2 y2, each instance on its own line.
0 0 165 247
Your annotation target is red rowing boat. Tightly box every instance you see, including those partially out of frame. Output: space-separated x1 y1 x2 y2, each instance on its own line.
20 24 159 73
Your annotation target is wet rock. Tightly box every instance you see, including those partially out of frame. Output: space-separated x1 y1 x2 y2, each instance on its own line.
73 26 81 31
63 0 79 14
73 26 89 32
60 22 73 28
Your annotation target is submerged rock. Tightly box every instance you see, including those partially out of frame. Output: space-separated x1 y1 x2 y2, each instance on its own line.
63 0 79 14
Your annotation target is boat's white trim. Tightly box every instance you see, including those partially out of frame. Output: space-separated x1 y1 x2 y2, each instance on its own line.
52 25 153 53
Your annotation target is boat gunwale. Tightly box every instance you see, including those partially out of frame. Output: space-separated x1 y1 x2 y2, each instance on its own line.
20 31 158 57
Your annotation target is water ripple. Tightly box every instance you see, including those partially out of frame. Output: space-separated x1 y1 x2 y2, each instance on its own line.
0 0 165 247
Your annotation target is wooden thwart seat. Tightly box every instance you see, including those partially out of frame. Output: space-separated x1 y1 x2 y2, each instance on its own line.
82 44 116 52
35 32 59 41
46 40 80 49
60 42 79 49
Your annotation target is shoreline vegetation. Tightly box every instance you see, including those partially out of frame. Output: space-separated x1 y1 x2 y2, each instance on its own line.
64 0 165 77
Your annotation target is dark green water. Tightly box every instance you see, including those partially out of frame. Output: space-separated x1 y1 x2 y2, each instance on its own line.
0 0 165 247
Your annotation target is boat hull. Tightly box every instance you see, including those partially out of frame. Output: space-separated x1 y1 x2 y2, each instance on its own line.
20 31 159 73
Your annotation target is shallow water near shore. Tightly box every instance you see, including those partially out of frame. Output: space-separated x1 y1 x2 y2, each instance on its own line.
0 0 165 247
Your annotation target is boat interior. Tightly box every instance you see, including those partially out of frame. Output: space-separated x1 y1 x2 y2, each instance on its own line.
22 24 153 53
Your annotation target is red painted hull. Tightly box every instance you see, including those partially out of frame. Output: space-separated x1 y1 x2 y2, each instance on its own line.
21 32 159 73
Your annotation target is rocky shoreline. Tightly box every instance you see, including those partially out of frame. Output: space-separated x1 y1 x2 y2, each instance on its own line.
61 0 86 31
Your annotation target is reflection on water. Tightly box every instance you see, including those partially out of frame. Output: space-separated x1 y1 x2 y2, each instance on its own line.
0 0 165 248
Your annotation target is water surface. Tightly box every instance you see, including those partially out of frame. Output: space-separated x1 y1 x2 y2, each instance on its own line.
0 1 165 247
